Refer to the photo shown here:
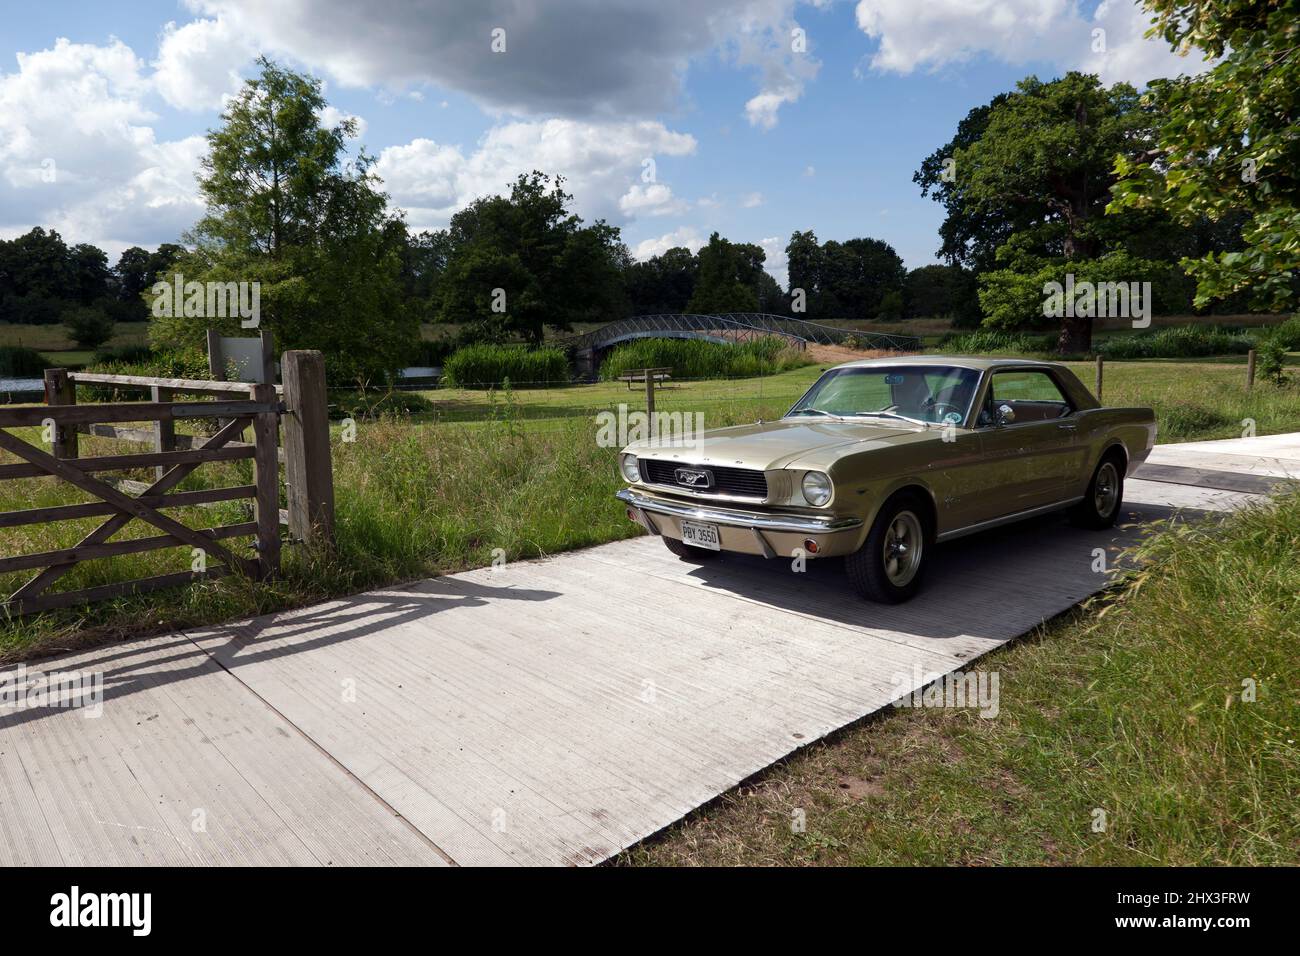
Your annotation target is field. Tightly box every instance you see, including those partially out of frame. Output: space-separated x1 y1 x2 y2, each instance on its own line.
2 356 1298 664
0 321 150 366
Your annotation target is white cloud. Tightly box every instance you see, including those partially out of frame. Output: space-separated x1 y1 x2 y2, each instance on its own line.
759 235 788 288
741 191 765 208
152 16 253 111
631 226 707 260
0 38 204 257
375 118 697 231
803 165 815 177
320 106 368 140
618 183 689 218
853 0 1214 85
191 0 817 126
1082 0 1214 86
855 0 1078 74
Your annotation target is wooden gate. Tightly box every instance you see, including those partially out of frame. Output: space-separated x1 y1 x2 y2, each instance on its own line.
0 350 330 617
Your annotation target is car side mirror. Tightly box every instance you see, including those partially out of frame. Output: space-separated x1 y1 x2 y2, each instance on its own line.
996 403 1016 426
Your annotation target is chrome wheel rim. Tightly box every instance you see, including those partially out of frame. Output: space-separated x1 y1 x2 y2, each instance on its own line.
1095 462 1119 517
882 510 923 587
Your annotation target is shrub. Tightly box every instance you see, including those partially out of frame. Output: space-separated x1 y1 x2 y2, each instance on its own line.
442 344 569 388
0 345 51 377
1097 325 1256 359
598 336 811 381
91 344 155 365
938 329 1050 354
81 347 212 401
63 305 115 349
1256 337 1290 388
1267 314 1300 351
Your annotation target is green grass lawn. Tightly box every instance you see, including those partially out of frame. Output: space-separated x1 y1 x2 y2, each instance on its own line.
0 321 151 369
620 489 1300 866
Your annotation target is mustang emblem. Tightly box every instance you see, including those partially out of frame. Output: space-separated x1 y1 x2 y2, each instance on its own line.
674 467 713 489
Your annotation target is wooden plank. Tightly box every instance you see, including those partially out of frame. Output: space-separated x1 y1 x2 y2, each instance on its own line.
2 569 230 616
0 522 256 575
7 417 252 604
251 383 281 579
282 350 334 549
0 400 275 429
0 485 255 528
0 426 257 582
0 444 254 480
69 371 257 395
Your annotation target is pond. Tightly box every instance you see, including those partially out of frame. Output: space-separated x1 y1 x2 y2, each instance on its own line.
0 377 44 401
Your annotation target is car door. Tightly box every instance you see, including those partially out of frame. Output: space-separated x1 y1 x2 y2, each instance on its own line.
969 369 1082 521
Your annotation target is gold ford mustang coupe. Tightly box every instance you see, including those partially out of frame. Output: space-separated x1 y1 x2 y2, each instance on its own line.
615 356 1156 603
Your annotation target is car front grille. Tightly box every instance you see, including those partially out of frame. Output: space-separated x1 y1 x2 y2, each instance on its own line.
640 459 769 499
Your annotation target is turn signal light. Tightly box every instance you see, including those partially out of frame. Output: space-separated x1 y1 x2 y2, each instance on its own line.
803 538 820 554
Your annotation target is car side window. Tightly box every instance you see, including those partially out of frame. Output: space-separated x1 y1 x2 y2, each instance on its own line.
984 370 1073 424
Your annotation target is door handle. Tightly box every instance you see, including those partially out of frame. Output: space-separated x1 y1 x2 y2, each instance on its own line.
1057 422 1077 431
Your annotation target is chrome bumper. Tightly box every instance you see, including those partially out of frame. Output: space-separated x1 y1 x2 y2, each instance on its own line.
615 488 863 534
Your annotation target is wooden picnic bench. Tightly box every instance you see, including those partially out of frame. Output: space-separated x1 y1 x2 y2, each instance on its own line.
618 367 672 390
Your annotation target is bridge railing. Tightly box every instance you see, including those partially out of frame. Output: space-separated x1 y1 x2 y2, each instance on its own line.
558 313 922 354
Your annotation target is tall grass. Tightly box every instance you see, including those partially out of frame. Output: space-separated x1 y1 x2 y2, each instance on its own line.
1098 324 1257 359
938 329 1053 354
442 344 569 388
0 346 50 377
599 336 812 380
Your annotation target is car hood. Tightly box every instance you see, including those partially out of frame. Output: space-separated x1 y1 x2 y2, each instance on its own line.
626 418 931 471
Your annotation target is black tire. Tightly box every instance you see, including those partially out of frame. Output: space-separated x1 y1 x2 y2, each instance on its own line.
1070 452 1125 529
663 535 720 561
846 493 931 603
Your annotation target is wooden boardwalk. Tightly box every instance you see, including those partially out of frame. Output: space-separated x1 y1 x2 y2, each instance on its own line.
2 436 1290 866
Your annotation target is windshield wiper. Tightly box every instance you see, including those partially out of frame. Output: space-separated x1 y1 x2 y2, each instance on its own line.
787 407 843 420
850 411 930 426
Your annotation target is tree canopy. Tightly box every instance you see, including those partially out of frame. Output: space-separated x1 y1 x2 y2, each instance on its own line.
1111 0 1299 311
434 172 628 346
151 58 415 382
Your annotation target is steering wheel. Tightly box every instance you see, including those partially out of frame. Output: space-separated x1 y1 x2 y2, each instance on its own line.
928 401 964 421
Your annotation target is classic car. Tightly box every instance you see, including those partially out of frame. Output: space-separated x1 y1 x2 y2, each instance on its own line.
615 356 1156 603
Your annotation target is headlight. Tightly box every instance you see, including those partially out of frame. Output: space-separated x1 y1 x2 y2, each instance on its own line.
619 454 640 482
801 471 832 507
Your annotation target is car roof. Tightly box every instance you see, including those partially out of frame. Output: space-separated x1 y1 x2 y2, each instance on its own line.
828 354 1067 373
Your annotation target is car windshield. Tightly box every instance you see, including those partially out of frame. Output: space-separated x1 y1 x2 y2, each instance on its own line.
786 365 981 425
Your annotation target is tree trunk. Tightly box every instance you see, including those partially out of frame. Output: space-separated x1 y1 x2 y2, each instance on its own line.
1058 313 1092 354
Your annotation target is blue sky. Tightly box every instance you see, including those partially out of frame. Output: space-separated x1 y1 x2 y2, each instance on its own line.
0 1 1207 284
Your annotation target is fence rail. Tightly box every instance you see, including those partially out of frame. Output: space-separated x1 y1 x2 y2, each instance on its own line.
0 350 332 618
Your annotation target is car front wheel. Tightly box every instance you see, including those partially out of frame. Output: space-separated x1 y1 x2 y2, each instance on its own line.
846 494 930 603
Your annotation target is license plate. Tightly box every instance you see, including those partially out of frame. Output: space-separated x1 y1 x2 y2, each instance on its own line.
680 520 720 550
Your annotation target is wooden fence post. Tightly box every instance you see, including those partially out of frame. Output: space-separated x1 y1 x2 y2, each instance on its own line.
42 368 78 459
1095 354 1104 403
151 385 175 481
644 368 657 439
1246 349 1256 393
281 350 334 550
251 382 282 578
